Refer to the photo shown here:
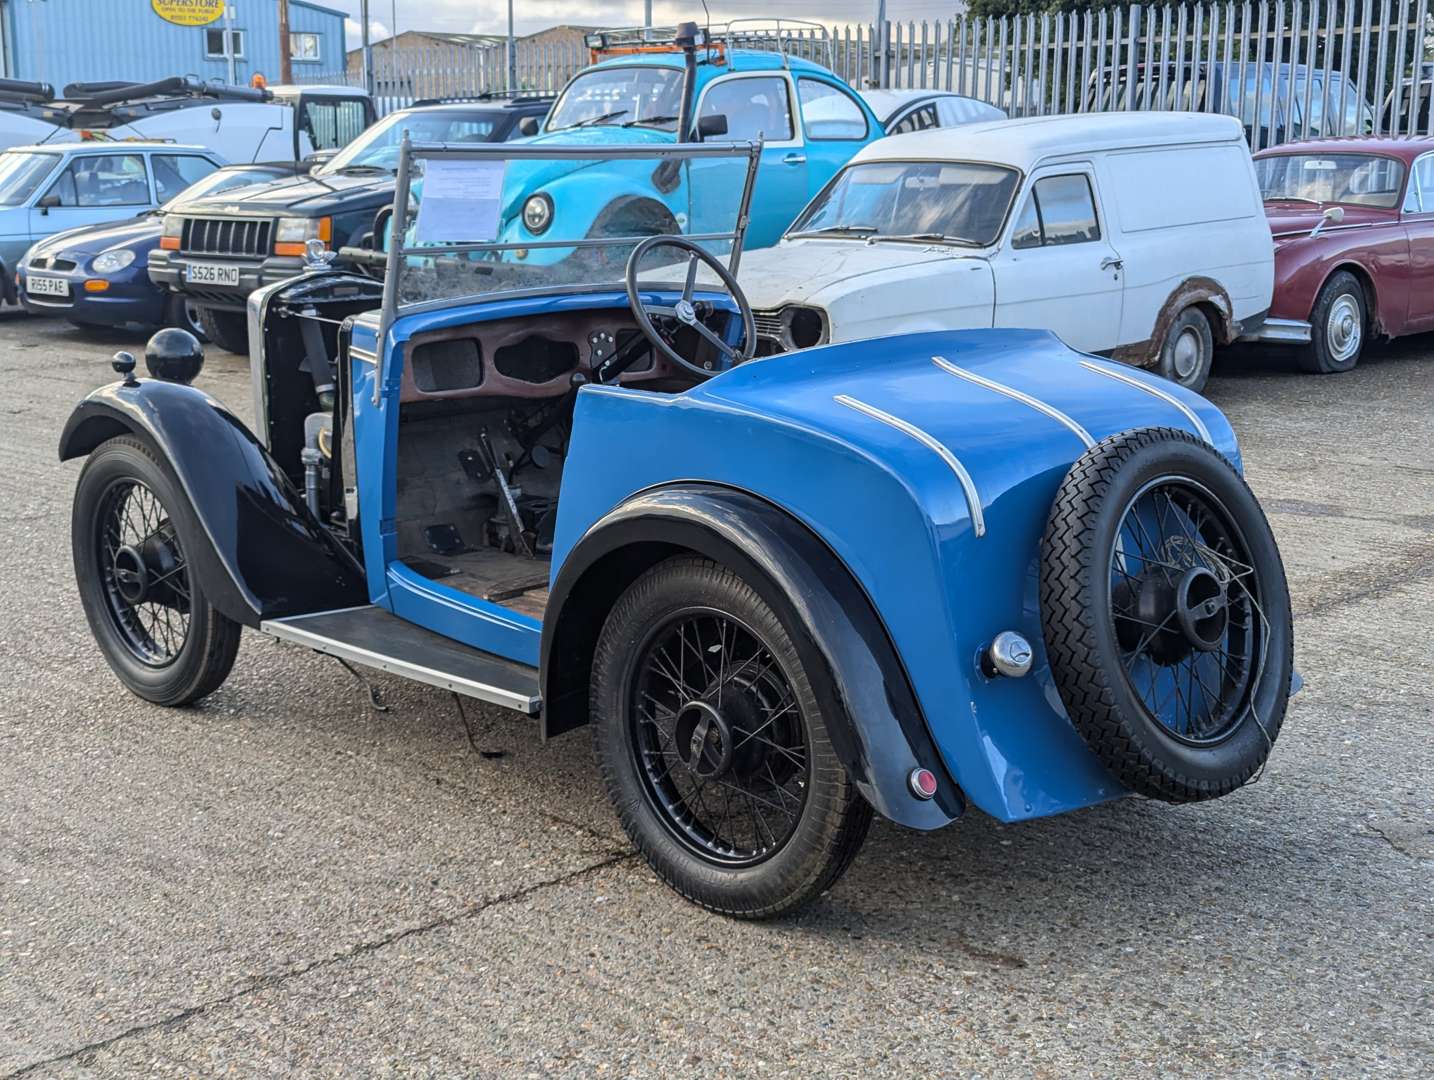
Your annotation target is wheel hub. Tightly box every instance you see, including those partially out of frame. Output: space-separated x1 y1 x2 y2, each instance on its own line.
674 700 735 780
1327 295 1361 360
1117 565 1229 664
112 545 149 604
1172 327 1201 379
1174 566 1229 652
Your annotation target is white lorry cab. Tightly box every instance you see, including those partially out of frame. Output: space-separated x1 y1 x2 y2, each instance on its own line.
0 77 374 166
737 111 1274 391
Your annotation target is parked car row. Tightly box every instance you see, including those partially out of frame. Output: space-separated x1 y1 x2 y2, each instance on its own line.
13 26 1432 387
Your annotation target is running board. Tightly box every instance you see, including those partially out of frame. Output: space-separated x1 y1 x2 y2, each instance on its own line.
261 605 541 715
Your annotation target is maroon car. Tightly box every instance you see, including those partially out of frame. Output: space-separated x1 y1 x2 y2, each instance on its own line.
1249 137 1434 372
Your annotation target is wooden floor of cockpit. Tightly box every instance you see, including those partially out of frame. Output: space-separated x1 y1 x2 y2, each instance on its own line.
401 547 551 620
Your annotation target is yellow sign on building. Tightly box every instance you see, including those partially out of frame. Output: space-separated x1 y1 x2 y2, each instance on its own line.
151 0 226 27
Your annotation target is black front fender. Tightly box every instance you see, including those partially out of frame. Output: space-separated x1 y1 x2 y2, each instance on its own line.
59 378 367 627
541 484 963 830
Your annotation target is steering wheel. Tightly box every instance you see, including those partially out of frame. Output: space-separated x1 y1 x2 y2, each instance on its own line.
624 235 757 379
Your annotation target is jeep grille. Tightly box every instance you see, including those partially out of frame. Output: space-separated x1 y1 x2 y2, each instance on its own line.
181 217 273 258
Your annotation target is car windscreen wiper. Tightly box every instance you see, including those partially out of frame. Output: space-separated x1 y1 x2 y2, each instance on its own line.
787 224 879 238
874 232 979 247
555 110 628 130
622 115 679 128
1263 194 1322 205
333 164 392 175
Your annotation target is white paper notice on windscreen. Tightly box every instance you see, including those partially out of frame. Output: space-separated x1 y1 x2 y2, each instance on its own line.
413 159 507 245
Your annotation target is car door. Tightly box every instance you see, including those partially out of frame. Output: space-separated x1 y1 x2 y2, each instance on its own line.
794 77 877 202
990 166 1125 354
28 152 155 241
690 73 806 247
1400 151 1434 328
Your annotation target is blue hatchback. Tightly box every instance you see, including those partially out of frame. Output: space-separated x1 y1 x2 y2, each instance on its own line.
495 25 882 257
18 162 299 334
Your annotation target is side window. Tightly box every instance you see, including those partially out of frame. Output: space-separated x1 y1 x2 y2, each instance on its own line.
301 99 371 150
46 154 150 208
798 79 870 140
153 155 217 203
1010 196 1043 249
699 77 793 143
1009 174 1101 249
890 104 938 135
1404 155 1434 213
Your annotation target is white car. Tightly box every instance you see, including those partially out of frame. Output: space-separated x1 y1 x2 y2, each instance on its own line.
737 112 1275 390
859 89 1006 133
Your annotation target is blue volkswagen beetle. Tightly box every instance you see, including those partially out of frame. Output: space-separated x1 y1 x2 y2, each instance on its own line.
60 138 1294 918
18 162 300 335
496 23 882 258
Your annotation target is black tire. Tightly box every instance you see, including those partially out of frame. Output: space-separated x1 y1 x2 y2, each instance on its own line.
1155 307 1214 392
72 435 241 706
195 306 247 354
165 294 208 341
1300 270 1365 373
1040 428 1293 802
591 556 872 918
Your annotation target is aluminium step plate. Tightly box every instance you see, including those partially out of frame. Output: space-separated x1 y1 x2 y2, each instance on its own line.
261 605 540 715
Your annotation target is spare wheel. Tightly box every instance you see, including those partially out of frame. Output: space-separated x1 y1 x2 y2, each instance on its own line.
1039 427 1293 802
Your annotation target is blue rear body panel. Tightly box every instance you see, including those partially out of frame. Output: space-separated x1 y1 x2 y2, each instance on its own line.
349 293 1239 825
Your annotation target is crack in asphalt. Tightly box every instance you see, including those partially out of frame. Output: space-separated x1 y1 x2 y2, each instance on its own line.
1 851 638 1079
1367 823 1434 861
1293 535 1434 620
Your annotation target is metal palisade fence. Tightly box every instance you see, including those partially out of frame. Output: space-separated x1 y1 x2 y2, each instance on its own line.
300 3 1434 147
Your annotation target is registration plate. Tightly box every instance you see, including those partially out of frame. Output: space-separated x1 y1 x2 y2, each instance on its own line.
184 262 241 287
26 274 69 298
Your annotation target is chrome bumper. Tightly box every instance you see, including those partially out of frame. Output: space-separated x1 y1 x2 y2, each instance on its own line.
1239 317 1312 345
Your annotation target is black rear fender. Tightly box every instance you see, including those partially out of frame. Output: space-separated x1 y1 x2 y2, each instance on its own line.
59 379 367 628
541 485 963 830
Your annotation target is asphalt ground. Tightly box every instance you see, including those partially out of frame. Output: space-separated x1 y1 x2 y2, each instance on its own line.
1 313 1430 1078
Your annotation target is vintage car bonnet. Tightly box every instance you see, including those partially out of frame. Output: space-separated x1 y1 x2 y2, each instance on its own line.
735 238 969 308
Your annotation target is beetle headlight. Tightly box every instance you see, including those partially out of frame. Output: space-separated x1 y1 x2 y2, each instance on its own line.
91 248 136 274
522 194 553 235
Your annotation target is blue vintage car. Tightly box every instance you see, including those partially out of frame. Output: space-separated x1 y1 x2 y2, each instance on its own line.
60 138 1294 918
494 23 882 258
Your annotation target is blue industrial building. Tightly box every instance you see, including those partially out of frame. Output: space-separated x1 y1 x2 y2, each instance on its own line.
0 0 347 92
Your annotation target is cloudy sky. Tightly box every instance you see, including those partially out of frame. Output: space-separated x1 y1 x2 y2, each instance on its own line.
326 2 963 49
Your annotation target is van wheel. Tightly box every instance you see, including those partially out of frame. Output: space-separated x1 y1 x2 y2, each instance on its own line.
1156 308 1213 392
590 556 872 918
1301 271 1365 373
73 436 241 705
195 307 248 354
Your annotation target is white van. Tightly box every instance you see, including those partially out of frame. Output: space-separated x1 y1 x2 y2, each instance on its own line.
736 111 1274 391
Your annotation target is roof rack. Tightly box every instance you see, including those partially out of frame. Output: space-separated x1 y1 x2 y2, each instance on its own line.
27 76 272 129
0 78 56 105
585 19 833 69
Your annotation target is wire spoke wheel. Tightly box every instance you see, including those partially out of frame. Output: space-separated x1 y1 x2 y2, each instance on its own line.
629 609 809 866
1041 428 1293 802
93 477 192 667
1109 476 1263 746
